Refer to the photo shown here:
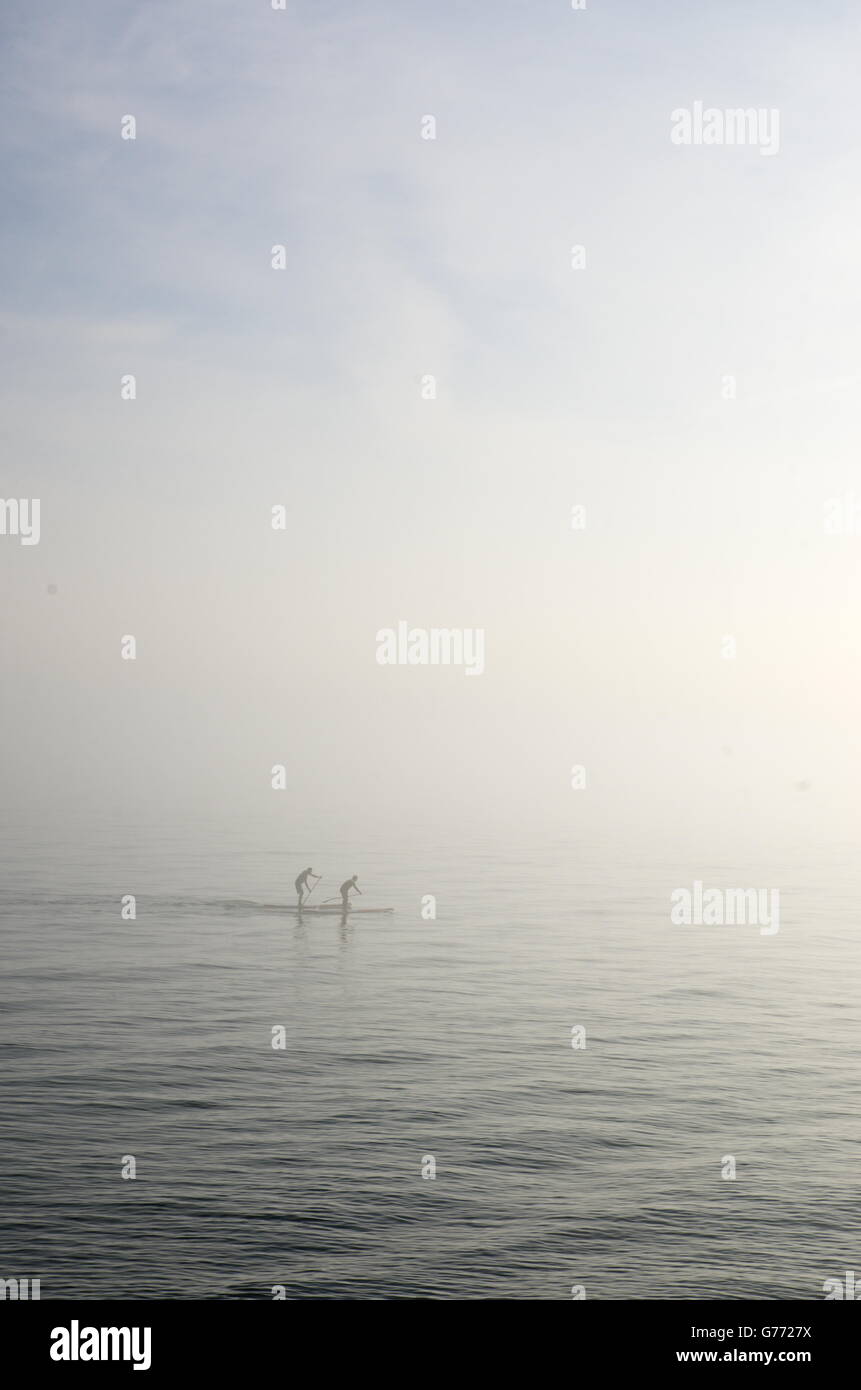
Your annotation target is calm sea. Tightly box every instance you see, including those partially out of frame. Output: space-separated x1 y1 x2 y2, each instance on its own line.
1 809 857 1299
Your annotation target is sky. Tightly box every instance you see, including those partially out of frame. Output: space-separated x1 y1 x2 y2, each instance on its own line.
2 0 861 845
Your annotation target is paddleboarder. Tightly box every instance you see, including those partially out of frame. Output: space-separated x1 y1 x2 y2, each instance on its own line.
339 875 362 909
295 867 321 906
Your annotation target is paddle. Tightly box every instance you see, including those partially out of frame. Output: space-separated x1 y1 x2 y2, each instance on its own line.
305 875 321 903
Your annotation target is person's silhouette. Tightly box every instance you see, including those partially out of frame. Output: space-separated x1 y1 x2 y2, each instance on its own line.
339 875 362 909
294 867 320 906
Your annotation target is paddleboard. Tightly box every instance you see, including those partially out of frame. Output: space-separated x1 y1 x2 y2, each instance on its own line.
258 903 393 915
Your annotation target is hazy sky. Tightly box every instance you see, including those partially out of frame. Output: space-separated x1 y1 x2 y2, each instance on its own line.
2 0 860 842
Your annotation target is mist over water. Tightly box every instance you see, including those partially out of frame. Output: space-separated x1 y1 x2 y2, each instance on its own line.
2 808 857 1299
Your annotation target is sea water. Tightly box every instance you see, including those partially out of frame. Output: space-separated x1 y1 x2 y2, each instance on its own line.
1 807 858 1299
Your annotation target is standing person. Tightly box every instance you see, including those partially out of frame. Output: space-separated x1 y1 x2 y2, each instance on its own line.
339 875 362 909
295 867 320 906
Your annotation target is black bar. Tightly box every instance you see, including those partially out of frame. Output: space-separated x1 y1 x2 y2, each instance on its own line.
3 1298 856 1377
